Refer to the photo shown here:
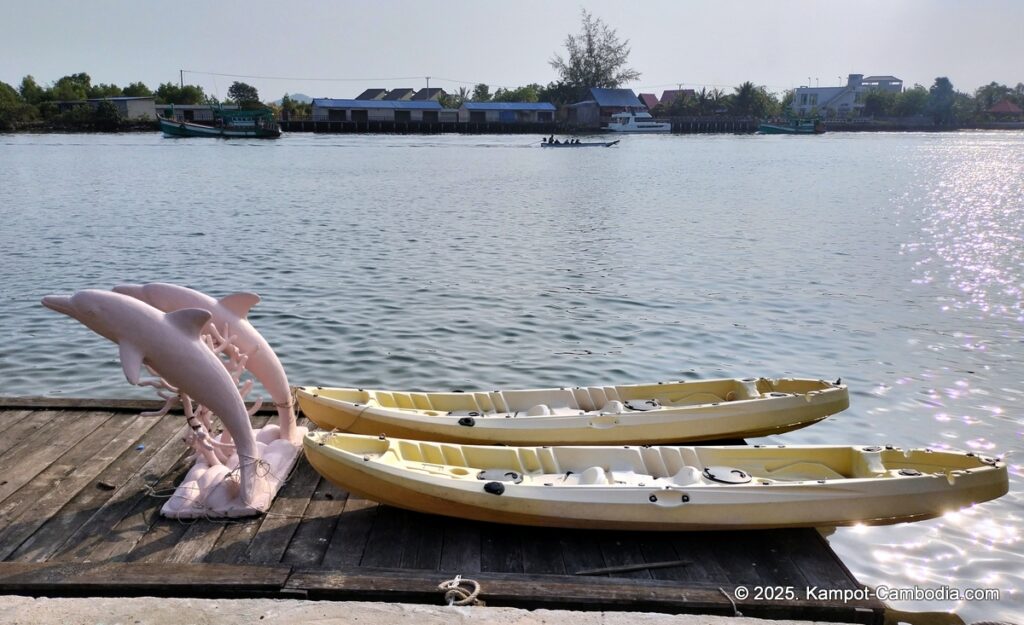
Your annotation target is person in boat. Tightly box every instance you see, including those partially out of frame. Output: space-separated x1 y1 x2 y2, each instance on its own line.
548 134 555 143
542 137 547 143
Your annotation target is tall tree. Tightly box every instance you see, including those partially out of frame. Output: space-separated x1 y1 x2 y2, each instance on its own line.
492 84 541 103
0 81 38 130
471 83 492 102
927 77 956 125
549 9 640 102
122 81 152 97
154 82 206 105
227 81 260 105
51 72 92 101
19 75 47 104
88 83 123 99
894 85 928 117
862 90 896 117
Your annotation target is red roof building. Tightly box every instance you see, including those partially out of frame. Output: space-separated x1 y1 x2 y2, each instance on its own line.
638 93 660 110
989 98 1023 116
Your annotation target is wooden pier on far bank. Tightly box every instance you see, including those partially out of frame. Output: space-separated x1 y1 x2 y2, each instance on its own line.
0 398 883 623
277 118 759 134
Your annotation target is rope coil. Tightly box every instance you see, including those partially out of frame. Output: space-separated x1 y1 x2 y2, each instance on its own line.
438 574 483 606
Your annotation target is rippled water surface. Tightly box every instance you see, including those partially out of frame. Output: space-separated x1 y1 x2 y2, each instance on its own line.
0 131 1021 620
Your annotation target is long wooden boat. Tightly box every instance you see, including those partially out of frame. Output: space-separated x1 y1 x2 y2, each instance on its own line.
294 377 848 445
304 433 1009 530
541 140 620 148
159 108 281 138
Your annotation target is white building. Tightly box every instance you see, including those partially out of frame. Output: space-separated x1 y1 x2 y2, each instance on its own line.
792 74 903 118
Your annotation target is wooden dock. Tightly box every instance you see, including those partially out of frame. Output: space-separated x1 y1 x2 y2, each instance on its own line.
0 398 883 623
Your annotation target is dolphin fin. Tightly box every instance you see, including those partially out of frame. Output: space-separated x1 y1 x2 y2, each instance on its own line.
166 308 213 338
219 292 261 318
119 341 145 385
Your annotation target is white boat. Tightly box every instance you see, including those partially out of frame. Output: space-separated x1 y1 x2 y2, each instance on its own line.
295 377 849 445
604 111 671 133
304 433 1009 530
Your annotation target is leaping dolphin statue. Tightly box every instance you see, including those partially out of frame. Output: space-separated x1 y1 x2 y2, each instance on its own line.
112 282 298 444
41 289 266 510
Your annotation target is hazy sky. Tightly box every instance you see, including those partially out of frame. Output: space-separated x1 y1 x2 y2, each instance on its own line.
2 0 1022 100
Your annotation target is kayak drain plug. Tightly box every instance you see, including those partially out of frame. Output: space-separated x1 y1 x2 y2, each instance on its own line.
484 481 505 495
458 417 476 427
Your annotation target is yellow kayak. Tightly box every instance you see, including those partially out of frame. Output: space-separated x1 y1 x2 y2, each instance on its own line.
294 377 848 445
304 432 1009 531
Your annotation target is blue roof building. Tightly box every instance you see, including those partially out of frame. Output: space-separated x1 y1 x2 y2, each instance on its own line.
567 87 645 127
459 101 556 123
311 98 453 123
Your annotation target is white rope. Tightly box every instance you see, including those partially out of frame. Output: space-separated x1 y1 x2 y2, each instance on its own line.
438 574 483 606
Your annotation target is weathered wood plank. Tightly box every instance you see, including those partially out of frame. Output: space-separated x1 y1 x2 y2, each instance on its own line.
0 411 112 505
51 423 191 562
669 532 731 582
558 534 606 575
398 511 444 571
0 396 277 414
9 413 186 563
637 537 690 581
166 519 229 564
520 527 566 575
480 523 524 574
285 567 882 623
359 505 413 569
280 477 346 566
598 533 652 579
0 410 50 457
437 518 481 573
319 492 377 568
0 413 157 560
0 561 290 594
242 455 321 565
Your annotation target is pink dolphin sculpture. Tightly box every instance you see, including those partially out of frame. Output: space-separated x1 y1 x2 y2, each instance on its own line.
41 289 269 514
113 283 299 444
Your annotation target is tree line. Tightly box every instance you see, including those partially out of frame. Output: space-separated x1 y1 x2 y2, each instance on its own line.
0 73 269 131
2 11 1022 130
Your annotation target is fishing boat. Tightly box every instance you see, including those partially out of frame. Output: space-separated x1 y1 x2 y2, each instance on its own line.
604 111 671 133
294 377 848 445
159 107 281 138
757 118 825 135
304 433 1009 530
541 139 620 148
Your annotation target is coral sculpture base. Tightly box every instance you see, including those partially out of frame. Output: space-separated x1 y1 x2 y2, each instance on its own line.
161 424 309 519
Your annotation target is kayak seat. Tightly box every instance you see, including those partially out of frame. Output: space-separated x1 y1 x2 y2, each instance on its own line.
579 466 610 485
668 467 702 486
765 461 846 481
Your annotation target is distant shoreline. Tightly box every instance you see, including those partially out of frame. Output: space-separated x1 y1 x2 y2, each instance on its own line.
3 118 1023 135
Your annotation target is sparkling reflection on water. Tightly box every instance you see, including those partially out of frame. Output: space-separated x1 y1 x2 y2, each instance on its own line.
0 131 1020 621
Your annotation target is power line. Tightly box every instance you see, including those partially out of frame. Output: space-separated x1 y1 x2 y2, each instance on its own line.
181 69 512 89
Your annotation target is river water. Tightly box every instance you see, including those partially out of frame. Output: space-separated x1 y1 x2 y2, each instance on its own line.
0 131 1021 621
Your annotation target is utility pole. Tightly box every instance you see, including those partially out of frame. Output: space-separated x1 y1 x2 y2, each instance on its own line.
180 69 184 88
426 76 430 93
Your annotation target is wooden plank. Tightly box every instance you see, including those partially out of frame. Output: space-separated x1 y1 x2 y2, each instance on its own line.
637 537 691 581
558 533 605 575
280 477 346 566
9 413 187 562
479 523 523 574
669 532 731 582
359 506 413 569
319 492 377 568
0 410 49 456
0 410 112 505
0 413 157 560
520 527 566 575
166 519 229 564
598 532 652 580
242 454 321 565
0 396 277 414
203 516 264 565
50 421 190 562
398 511 444 571
0 561 290 594
437 518 480 573
776 528 862 590
285 567 881 623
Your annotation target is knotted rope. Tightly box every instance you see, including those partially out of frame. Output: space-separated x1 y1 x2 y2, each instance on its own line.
438 574 483 606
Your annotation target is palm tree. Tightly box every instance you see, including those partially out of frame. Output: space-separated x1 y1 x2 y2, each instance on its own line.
732 81 756 116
